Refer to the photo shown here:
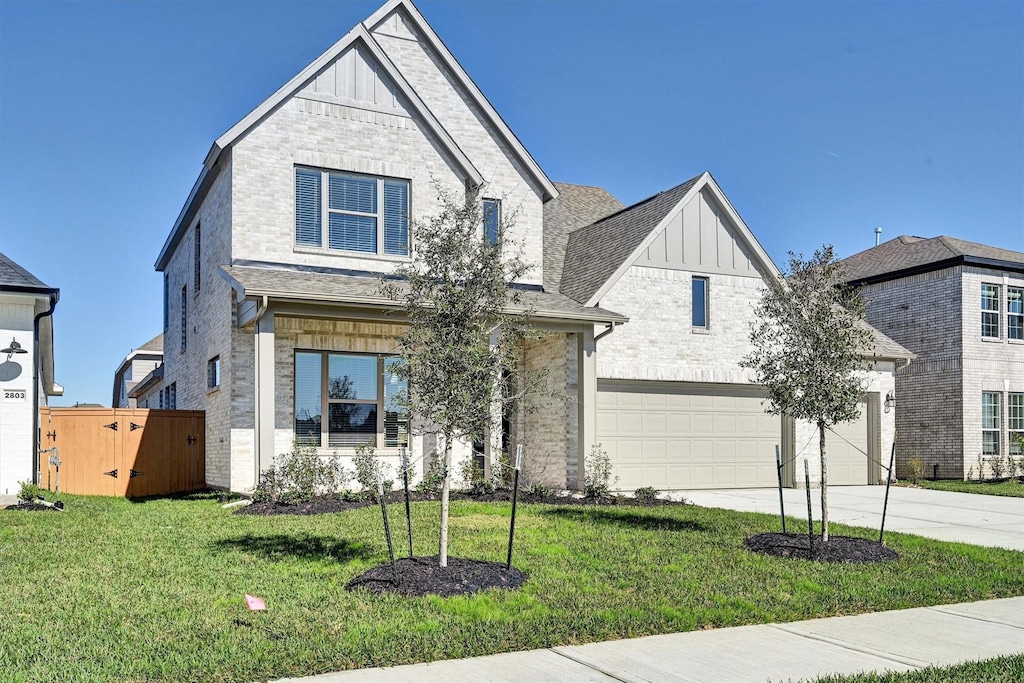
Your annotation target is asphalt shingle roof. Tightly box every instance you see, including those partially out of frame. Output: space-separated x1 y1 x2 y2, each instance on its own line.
220 265 627 324
559 174 703 303
543 183 624 292
137 333 164 354
842 235 1024 284
0 251 54 291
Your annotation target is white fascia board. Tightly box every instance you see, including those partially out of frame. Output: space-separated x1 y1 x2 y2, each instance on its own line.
155 165 211 271
584 173 710 307
364 0 559 201
701 173 781 278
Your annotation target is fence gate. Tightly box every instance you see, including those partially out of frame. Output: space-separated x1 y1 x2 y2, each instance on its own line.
38 408 205 497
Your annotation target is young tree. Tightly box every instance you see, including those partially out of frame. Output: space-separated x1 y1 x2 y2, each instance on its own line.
740 245 873 542
381 185 531 567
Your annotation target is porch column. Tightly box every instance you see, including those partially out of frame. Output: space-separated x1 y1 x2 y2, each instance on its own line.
576 325 597 489
254 309 275 482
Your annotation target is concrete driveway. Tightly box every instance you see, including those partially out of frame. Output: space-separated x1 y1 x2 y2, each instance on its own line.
680 485 1024 551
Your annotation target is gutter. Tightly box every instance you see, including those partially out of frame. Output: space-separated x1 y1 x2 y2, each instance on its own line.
32 292 59 485
595 320 620 342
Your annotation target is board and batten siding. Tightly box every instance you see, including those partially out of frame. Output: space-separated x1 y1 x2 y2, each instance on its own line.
0 299 37 494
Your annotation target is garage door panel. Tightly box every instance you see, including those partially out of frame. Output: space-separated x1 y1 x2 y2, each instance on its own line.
599 382 783 490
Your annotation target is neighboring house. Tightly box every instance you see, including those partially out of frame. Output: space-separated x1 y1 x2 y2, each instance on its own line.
154 0 910 494
842 236 1024 480
111 333 163 408
0 251 61 494
129 364 165 409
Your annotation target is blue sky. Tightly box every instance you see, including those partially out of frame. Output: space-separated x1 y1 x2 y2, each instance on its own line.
1 0 1021 407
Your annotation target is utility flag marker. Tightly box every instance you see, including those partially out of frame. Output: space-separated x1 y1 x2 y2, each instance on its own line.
245 594 266 611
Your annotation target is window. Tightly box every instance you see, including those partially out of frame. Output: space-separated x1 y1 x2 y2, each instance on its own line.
207 356 220 390
294 351 408 449
1009 287 1023 341
180 287 187 352
483 199 501 245
982 391 1000 456
1010 393 1024 456
163 383 177 410
163 274 169 331
981 284 1000 338
193 223 201 294
294 168 410 256
692 276 709 328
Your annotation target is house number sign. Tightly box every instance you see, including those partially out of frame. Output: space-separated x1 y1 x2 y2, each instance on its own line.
3 389 27 402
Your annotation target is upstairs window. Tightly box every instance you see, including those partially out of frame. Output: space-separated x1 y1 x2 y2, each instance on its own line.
483 199 501 245
1009 287 1022 341
180 287 187 352
692 276 709 328
1010 392 1023 456
294 168 409 256
982 391 1000 456
207 356 221 390
981 284 1000 338
162 274 169 331
193 223 201 294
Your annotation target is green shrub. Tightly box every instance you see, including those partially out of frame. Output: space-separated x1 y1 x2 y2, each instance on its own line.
529 481 551 498
252 443 348 504
990 455 1006 481
633 486 659 504
17 481 44 503
352 443 389 500
491 449 516 490
905 456 926 485
584 443 618 498
458 458 495 495
416 454 446 495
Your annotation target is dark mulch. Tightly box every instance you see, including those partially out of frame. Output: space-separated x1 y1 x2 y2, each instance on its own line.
238 489 686 516
745 532 899 564
3 502 60 512
346 556 528 597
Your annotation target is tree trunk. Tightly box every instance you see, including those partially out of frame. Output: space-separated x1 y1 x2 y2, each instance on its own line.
438 437 453 567
819 421 829 542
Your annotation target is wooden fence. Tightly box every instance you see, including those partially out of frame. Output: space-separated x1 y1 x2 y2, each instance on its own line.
38 408 205 497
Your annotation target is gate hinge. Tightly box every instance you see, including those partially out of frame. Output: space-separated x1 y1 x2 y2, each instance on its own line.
103 422 118 431
130 422 143 431
103 469 118 478
129 469 143 478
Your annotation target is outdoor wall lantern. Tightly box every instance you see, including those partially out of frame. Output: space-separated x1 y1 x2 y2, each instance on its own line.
1 338 28 362
884 391 896 414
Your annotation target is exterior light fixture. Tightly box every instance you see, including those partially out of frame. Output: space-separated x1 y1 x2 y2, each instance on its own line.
884 391 896 414
1 338 28 361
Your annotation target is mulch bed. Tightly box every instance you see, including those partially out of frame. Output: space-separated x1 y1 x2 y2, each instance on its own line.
745 532 899 564
345 556 528 597
237 489 687 516
3 502 60 512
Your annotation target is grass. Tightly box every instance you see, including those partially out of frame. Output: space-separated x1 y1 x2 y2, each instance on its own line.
810 654 1024 682
910 478 1024 498
2 493 1023 682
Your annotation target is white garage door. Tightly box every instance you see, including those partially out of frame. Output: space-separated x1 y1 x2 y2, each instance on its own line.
596 381 782 490
824 401 871 485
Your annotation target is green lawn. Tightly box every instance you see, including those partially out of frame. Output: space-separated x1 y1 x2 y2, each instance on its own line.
911 479 1024 498
810 654 1024 682
2 494 1023 683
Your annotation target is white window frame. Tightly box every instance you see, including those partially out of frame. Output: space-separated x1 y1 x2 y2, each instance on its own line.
981 283 1000 339
207 356 220 390
1008 287 1023 341
1009 392 1023 457
293 350 409 450
294 167 411 258
692 276 710 330
982 391 1001 456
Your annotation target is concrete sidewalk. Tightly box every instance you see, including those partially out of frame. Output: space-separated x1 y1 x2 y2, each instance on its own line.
271 597 1024 683
681 485 1024 551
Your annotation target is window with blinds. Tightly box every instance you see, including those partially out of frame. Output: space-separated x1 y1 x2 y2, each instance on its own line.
293 351 409 449
295 168 409 256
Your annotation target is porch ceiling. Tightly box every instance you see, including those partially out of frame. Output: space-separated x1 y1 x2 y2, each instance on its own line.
218 264 628 325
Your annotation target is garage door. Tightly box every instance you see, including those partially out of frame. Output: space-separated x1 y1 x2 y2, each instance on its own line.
596 381 782 490
824 400 872 485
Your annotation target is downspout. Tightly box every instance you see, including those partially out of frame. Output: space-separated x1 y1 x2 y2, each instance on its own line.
32 293 58 484
253 295 269 487
595 320 619 342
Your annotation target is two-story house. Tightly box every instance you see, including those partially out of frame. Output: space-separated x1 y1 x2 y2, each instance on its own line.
842 235 1024 480
0 251 61 495
155 0 911 494
111 333 163 408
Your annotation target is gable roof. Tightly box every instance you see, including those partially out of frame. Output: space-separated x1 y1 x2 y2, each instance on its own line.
365 0 558 202
842 235 1024 285
543 182 624 292
158 0 559 271
136 333 164 354
0 251 58 295
559 172 780 306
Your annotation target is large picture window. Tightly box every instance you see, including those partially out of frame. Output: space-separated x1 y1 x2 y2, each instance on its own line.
294 351 409 449
982 391 1000 456
981 284 1000 338
294 168 409 256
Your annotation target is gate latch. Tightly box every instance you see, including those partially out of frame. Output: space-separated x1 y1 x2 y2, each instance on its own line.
187 435 197 445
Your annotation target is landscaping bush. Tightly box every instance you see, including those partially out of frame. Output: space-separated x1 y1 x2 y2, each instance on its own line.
252 444 348 504
17 480 45 503
529 481 551 498
633 486 660 503
584 443 618 498
352 443 391 499
905 456 926 485
416 453 445 495
458 459 495 496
